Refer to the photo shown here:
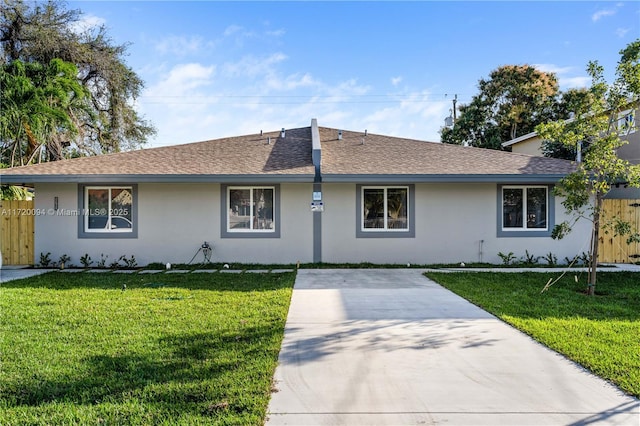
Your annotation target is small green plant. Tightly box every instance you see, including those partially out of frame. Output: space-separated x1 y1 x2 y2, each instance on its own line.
97 253 108 268
80 253 93 268
579 251 591 267
497 251 516 266
543 252 557 266
119 255 138 269
521 250 540 266
58 254 71 269
109 259 121 270
39 252 52 268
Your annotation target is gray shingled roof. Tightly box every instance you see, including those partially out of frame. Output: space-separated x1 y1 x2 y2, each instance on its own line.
318 128 576 180
1 124 576 184
1 127 315 183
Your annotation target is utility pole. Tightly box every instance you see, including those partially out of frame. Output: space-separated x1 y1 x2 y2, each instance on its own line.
444 94 458 128
452 94 457 123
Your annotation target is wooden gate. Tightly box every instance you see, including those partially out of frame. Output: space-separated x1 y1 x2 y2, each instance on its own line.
598 199 640 263
1 199 35 265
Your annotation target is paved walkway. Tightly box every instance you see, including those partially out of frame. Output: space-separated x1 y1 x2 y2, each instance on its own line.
266 269 639 425
0 267 53 283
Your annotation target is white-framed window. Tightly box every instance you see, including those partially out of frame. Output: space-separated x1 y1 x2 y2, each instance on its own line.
83 186 134 234
361 186 409 232
227 186 275 233
615 109 637 135
502 185 548 231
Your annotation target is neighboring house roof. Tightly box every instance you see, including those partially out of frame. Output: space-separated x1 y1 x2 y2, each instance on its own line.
1 120 576 184
501 131 539 148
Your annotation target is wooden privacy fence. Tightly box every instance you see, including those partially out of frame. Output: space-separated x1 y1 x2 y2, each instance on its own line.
1 199 35 266
599 199 640 263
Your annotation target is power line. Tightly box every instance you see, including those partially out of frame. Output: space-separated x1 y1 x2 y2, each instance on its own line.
136 93 470 106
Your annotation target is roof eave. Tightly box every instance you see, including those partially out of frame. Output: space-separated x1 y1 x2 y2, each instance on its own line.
0 174 316 184
501 131 539 147
321 174 568 183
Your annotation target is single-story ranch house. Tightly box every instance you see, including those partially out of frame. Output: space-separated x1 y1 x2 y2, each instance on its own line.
1 119 590 266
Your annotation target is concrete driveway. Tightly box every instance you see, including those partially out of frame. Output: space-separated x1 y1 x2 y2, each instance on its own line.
266 269 639 425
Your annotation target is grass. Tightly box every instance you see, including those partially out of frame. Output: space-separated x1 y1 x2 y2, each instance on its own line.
425 271 640 398
0 271 295 425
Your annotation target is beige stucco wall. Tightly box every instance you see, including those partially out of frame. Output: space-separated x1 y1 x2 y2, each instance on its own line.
34 182 314 266
321 183 591 264
509 136 543 156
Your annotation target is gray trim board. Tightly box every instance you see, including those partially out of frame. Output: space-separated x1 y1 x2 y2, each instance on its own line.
77 184 138 239
0 174 315 184
2 173 567 185
220 184 281 239
311 118 322 183
313 182 322 262
496 184 555 238
323 174 566 184
356 184 415 239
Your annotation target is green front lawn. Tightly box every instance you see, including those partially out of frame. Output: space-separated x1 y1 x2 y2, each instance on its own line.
425 271 640 398
0 271 295 425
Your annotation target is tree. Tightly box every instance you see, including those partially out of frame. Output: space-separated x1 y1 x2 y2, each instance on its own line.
0 0 155 167
441 65 560 149
541 89 592 160
0 58 86 165
536 40 640 296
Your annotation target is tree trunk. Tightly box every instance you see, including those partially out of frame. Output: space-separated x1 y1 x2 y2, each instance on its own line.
510 122 517 140
588 193 603 296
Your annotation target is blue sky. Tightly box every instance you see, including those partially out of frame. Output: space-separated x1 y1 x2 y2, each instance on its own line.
70 1 639 147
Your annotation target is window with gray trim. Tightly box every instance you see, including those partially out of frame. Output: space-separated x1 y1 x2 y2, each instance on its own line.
78 184 138 239
497 184 554 238
356 184 415 238
228 186 275 232
221 184 281 239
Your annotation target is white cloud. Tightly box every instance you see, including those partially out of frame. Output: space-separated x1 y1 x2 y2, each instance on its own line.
70 14 106 34
154 35 208 56
391 76 403 86
265 72 319 91
616 27 630 38
223 25 256 46
533 64 574 75
358 91 449 141
592 8 616 22
266 29 286 37
224 25 244 37
533 63 590 89
562 76 591 89
222 53 288 78
325 79 371 98
145 63 216 99
139 52 447 147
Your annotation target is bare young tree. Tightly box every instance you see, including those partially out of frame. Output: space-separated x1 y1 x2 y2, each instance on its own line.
536 40 640 295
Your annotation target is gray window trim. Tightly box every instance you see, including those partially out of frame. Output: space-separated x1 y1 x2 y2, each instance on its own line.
497 184 554 238
221 184 281 239
77 184 138 239
356 184 415 238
